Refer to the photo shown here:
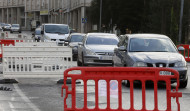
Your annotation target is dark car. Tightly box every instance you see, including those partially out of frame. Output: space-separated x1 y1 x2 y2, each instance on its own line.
66 33 85 60
113 34 188 88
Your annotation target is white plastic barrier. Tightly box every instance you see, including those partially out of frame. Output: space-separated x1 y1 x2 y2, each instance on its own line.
2 45 74 78
15 41 58 46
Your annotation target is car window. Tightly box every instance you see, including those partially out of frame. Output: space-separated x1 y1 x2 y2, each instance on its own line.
129 38 177 52
35 30 41 35
45 25 69 34
12 24 19 27
86 35 119 45
70 35 84 42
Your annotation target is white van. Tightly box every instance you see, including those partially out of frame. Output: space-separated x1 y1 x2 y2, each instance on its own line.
41 24 70 42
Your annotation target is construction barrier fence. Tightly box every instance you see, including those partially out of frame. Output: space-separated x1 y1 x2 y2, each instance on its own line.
62 67 182 111
177 44 190 62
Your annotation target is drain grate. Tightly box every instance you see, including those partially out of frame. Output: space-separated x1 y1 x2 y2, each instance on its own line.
0 86 12 91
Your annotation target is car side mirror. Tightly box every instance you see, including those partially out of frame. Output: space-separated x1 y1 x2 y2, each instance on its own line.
118 46 127 51
178 46 185 51
41 31 44 35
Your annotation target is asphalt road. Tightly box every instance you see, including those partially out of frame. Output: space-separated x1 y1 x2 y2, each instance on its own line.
0 31 190 111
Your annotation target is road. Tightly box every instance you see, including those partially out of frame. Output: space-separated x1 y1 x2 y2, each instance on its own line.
0 31 190 111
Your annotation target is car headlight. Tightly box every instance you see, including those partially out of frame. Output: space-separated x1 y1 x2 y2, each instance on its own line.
133 62 147 67
175 61 186 67
86 49 96 55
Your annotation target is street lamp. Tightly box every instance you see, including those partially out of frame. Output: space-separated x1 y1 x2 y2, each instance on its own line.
179 0 184 44
99 0 102 32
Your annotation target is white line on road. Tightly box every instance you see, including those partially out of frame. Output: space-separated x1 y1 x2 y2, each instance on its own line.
13 84 41 111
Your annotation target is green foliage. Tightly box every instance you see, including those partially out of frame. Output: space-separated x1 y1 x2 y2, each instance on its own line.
89 0 190 44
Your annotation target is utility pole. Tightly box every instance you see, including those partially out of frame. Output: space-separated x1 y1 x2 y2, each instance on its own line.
99 0 102 32
179 0 184 44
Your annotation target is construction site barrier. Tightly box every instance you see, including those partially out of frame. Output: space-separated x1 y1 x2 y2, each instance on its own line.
62 67 182 111
2 44 74 78
177 44 190 62
0 40 15 58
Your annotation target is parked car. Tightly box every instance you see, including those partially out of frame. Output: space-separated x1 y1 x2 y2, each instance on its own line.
77 33 119 66
0 23 5 28
10 24 21 33
66 33 86 60
33 27 42 42
41 24 70 42
113 34 188 88
2 24 11 31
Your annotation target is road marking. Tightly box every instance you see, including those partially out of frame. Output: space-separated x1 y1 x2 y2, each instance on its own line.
13 84 41 111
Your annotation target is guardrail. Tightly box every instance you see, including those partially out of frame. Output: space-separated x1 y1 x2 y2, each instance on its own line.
62 67 182 111
177 44 190 62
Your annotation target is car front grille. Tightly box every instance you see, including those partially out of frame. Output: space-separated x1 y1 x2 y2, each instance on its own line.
147 63 175 67
94 60 113 63
96 52 114 56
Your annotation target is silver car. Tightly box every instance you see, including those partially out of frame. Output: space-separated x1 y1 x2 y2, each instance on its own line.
113 34 188 88
77 33 119 66
10 24 21 33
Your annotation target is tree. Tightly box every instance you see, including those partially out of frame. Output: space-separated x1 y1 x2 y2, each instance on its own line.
89 0 190 44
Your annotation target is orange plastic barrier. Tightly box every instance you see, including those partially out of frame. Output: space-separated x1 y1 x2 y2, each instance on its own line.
177 44 190 62
62 67 182 111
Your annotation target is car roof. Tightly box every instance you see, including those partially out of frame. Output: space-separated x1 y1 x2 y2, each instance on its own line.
87 33 117 36
44 24 68 26
126 34 169 39
70 33 86 35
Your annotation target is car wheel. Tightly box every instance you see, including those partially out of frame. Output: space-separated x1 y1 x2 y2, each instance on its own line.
77 58 82 66
19 31 21 33
179 77 188 88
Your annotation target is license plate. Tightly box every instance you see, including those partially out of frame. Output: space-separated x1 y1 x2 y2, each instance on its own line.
160 71 171 75
100 56 112 60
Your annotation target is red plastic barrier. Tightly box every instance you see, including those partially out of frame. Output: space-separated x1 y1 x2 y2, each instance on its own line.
62 67 182 111
177 44 190 62
0 40 15 58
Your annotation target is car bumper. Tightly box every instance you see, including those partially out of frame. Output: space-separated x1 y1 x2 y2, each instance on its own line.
170 67 188 82
83 55 113 66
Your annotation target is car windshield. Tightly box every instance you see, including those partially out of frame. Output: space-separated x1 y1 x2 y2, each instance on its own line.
70 35 84 42
45 25 69 34
86 35 119 45
35 30 41 35
12 24 19 27
129 38 177 52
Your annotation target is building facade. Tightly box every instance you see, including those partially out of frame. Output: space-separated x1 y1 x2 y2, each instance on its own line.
0 0 93 32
